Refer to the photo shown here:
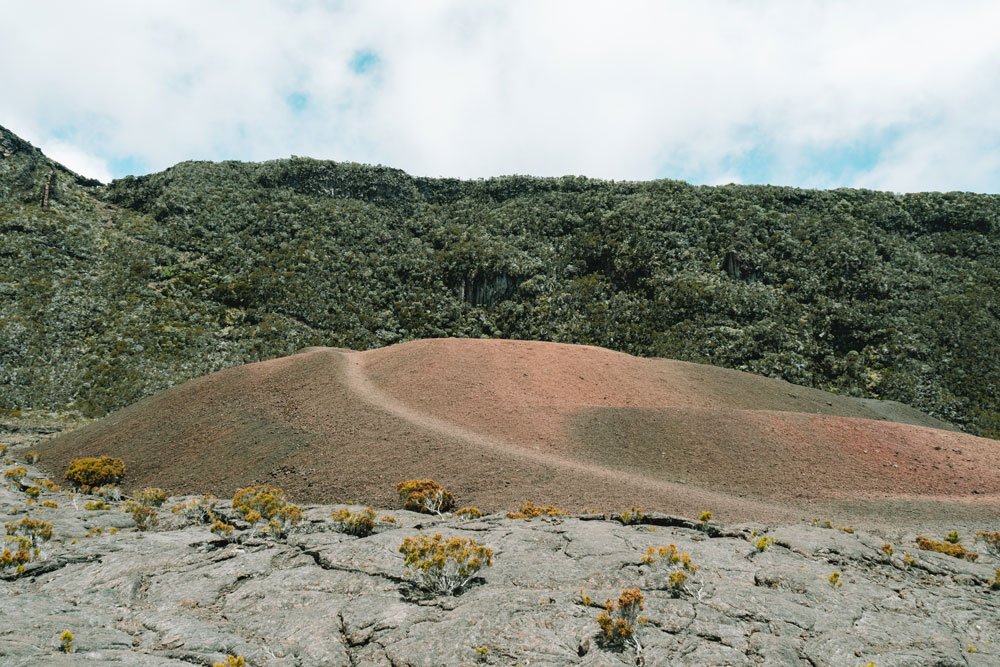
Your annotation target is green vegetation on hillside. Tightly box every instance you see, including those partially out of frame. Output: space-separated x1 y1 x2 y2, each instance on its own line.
1 125 998 437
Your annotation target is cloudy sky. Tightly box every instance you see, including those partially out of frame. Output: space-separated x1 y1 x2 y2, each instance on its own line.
2 1 999 192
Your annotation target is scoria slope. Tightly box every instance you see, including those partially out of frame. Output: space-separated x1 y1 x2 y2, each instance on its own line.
39 339 1000 531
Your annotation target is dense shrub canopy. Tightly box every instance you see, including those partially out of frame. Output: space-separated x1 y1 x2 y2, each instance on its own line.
2 124 999 437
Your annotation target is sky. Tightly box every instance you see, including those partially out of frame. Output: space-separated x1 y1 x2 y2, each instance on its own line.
2 1 999 193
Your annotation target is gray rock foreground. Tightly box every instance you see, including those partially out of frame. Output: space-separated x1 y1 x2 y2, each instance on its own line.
2 450 1000 665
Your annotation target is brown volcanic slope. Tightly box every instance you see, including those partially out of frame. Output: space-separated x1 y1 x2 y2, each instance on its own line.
39 339 1000 530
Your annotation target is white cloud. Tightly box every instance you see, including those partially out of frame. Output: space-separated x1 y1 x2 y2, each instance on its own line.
38 141 113 184
1 0 998 192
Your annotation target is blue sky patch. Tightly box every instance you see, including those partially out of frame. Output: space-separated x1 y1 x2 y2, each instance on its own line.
110 155 149 179
286 92 310 112
350 49 380 74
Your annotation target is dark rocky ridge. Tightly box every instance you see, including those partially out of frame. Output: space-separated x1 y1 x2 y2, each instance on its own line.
3 428 1000 666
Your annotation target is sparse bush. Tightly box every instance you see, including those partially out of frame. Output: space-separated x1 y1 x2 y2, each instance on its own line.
4 467 27 485
828 571 843 588
135 487 167 507
755 535 775 552
232 485 301 538
975 531 1000 558
64 456 125 489
213 657 245 667
332 506 376 537
989 569 1000 590
126 502 159 530
882 543 894 556
6 517 54 549
24 451 40 464
944 530 961 544
41 500 58 509
171 494 218 524
456 507 483 520
506 501 565 519
210 520 234 538
84 500 110 511
399 532 493 596
596 588 647 652
0 546 30 571
4 517 54 567
379 515 399 524
642 544 698 597
38 479 58 491
396 479 455 515
60 630 73 653
619 506 645 525
915 536 979 561
24 486 40 499
811 517 853 533
93 485 123 501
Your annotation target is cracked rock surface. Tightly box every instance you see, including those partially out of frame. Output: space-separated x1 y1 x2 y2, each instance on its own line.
2 438 999 666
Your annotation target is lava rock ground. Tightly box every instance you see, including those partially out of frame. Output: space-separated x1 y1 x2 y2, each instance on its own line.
1 430 999 666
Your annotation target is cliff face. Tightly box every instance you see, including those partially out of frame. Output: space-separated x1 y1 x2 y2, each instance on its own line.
2 124 999 437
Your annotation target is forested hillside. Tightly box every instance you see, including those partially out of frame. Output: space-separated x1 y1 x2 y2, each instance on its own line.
1 125 998 437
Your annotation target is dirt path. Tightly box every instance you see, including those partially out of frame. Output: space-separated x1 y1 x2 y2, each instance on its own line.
342 349 805 524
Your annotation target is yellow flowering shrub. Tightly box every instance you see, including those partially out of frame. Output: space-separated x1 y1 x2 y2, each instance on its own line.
64 456 125 489
399 532 493 595
396 479 456 515
597 588 647 652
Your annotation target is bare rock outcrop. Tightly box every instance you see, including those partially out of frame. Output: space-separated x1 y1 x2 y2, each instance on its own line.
2 433 999 666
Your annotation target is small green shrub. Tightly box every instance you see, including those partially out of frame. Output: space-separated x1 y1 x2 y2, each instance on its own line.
989 569 1000 590
944 531 961 544
4 467 27 485
24 451 40 464
84 500 110 511
64 456 125 489
396 479 456 515
596 588 647 652
399 532 493 595
60 630 73 653
24 486 40 499
881 543 894 556
332 506 377 537
828 571 843 588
